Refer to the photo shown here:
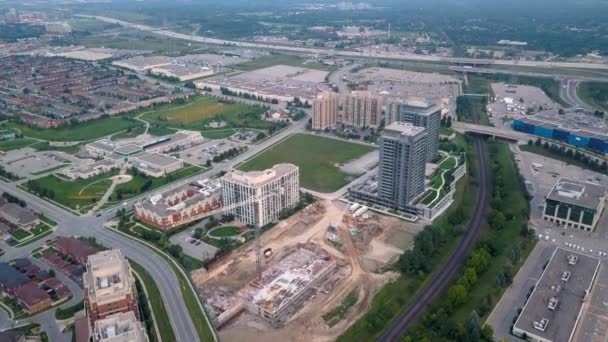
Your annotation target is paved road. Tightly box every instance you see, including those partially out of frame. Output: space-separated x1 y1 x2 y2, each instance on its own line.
80 15 608 71
0 114 309 339
378 135 492 341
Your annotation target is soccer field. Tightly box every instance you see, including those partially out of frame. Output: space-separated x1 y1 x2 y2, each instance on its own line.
238 134 375 192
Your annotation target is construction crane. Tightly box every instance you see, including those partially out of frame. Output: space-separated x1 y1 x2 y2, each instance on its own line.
220 188 282 278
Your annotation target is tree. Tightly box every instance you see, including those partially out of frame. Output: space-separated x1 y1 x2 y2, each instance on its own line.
467 311 482 342
49 269 56 278
490 211 506 230
193 228 203 240
168 244 183 259
447 284 468 309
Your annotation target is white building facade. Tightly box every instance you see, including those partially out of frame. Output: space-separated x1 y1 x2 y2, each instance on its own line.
221 164 300 227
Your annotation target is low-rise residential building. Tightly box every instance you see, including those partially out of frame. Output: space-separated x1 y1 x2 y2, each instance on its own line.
55 237 98 266
0 203 39 229
93 311 149 342
222 164 300 227
134 179 222 231
14 282 52 314
84 250 137 324
543 178 607 231
0 263 30 296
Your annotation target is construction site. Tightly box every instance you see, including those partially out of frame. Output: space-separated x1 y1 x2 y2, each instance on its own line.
192 199 424 342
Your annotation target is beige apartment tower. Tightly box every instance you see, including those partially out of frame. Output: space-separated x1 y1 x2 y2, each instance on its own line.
343 90 382 128
312 91 338 130
83 250 138 324
221 164 300 227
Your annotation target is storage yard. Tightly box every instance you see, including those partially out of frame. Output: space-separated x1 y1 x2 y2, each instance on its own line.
193 200 422 342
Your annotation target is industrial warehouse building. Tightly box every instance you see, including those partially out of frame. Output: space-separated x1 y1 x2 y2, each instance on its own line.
513 248 600 342
543 178 607 231
512 114 608 154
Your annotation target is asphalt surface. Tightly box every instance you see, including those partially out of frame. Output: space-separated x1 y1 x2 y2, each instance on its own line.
378 135 491 341
0 113 309 340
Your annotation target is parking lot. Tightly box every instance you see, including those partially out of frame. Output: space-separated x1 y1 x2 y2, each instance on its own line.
178 139 244 166
169 224 218 261
0 148 72 177
488 83 560 128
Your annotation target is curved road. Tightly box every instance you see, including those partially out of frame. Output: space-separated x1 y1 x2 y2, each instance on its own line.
378 135 491 341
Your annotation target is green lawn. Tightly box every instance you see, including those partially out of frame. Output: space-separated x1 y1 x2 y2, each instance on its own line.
578 81 608 111
10 228 32 241
129 261 177 342
208 226 241 238
0 138 38 151
24 171 119 211
9 223 54 248
201 129 238 139
54 300 83 320
8 117 140 142
141 96 271 132
238 134 375 192
111 165 203 201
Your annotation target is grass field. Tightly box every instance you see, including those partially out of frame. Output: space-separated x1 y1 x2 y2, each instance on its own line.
9 117 140 142
130 261 177 342
142 96 270 131
111 165 203 202
0 138 38 151
154 97 243 124
201 129 238 139
208 226 241 238
25 171 118 211
238 134 375 192
578 81 608 111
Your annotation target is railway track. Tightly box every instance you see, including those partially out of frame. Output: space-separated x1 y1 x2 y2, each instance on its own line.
378 134 491 341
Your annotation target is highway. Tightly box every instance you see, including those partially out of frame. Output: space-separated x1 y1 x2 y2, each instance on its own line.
80 15 608 71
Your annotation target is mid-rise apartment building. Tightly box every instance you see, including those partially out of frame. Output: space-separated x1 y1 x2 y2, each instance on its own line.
387 98 441 162
83 250 137 324
221 164 300 227
312 91 338 130
343 90 382 128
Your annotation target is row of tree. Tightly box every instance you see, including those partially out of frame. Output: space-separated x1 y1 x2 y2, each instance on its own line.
527 138 608 174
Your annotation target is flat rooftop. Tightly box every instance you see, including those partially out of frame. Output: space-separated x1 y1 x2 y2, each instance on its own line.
518 109 608 140
224 163 298 187
136 179 222 217
383 122 427 137
514 248 600 342
132 152 181 167
546 177 607 210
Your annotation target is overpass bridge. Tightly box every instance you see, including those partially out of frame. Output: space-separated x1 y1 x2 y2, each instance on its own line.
452 122 531 142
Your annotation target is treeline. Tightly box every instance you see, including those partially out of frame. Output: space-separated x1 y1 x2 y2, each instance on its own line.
527 138 608 174
403 141 534 342
220 87 279 104
0 166 20 181
25 180 57 200
0 23 44 42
